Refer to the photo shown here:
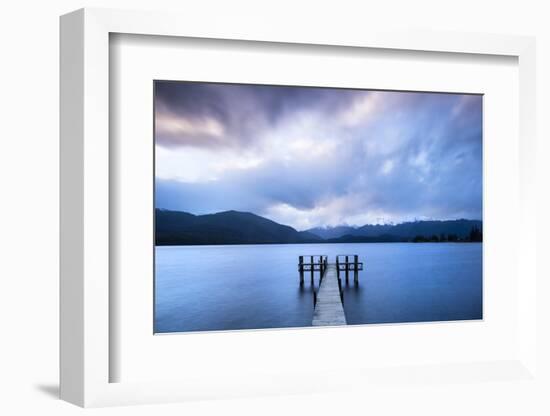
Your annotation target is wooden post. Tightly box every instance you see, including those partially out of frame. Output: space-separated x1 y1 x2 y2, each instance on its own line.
336 256 340 278
299 255 304 285
345 255 349 284
354 254 359 284
310 255 314 285
313 290 317 308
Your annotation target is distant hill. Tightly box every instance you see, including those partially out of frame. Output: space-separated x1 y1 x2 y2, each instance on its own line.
155 209 322 245
156 209 482 245
307 219 482 241
325 234 406 243
307 225 357 240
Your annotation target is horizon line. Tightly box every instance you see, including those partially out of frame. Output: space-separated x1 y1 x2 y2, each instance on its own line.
155 207 483 230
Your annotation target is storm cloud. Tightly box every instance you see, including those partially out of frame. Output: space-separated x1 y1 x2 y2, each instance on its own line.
155 81 482 230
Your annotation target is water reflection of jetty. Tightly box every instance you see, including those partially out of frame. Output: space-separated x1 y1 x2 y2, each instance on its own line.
298 255 363 326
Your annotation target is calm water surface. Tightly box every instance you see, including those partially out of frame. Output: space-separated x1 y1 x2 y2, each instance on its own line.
155 243 482 333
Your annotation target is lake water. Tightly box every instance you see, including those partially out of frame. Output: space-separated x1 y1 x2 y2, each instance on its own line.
155 243 482 333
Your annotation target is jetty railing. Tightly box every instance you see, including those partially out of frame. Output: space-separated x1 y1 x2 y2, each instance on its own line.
336 254 363 284
298 255 328 286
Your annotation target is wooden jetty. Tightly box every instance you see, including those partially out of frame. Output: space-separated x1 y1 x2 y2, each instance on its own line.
298 255 364 327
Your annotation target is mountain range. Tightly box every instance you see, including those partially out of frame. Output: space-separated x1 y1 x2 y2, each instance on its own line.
155 209 322 245
307 219 482 241
156 209 482 246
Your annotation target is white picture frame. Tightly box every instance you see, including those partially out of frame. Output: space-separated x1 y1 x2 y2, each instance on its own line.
60 7 538 408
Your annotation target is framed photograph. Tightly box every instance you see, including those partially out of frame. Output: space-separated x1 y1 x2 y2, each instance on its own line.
153 80 484 334
60 8 538 407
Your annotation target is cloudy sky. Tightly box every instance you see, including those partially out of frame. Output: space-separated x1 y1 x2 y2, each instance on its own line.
155 81 482 231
